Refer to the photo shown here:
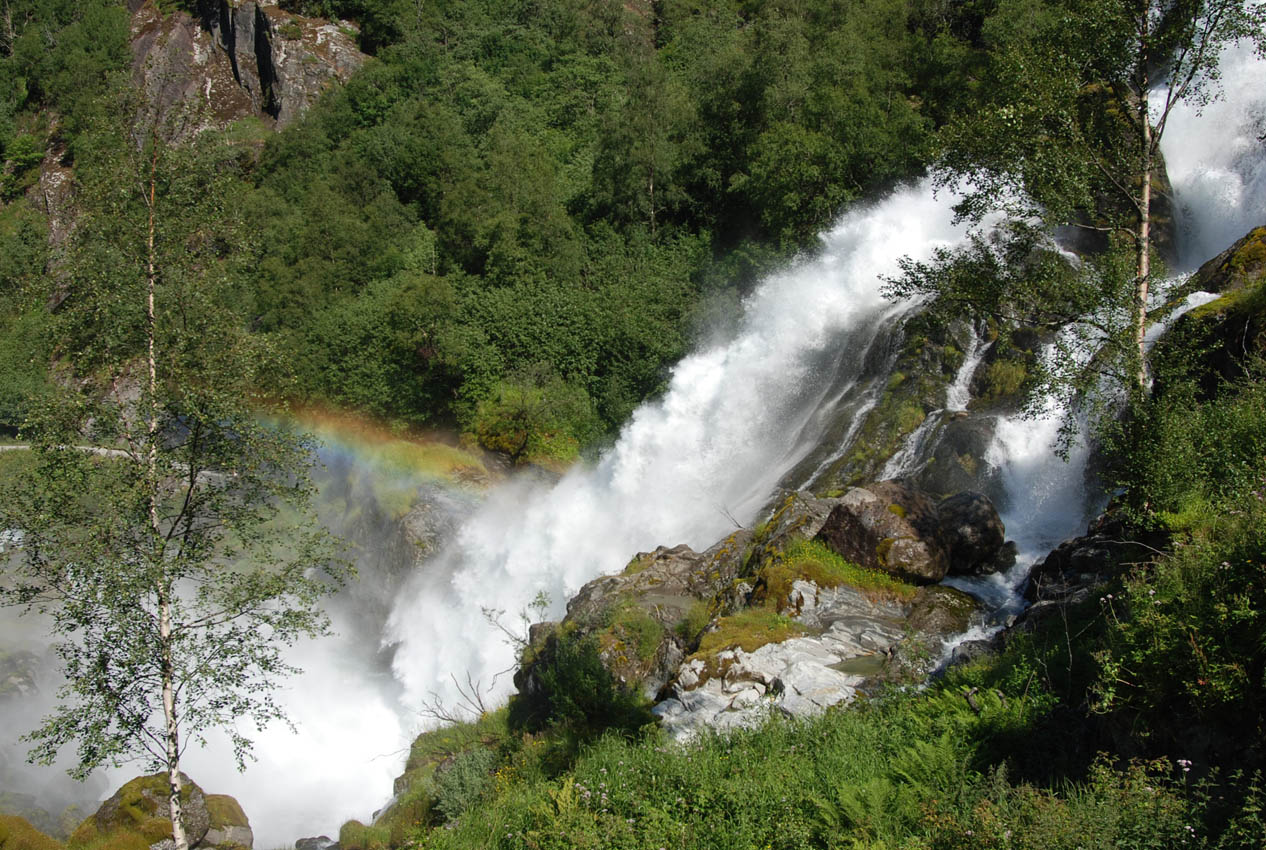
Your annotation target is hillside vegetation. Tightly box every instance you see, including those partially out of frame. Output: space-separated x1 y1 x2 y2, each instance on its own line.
2 0 994 457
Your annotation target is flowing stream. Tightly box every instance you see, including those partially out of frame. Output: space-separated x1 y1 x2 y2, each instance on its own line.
2 36 1263 850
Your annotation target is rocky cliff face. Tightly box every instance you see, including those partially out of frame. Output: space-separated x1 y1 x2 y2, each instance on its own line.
130 0 365 134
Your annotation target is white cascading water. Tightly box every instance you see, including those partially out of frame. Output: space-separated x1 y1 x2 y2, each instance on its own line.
947 38 1266 617
879 323 988 480
1162 40 1266 265
385 185 971 711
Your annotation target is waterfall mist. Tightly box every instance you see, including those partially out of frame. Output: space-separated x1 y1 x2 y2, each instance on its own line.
1162 41 1266 268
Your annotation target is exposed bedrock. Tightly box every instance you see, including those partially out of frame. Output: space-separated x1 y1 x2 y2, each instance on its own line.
516 483 1013 738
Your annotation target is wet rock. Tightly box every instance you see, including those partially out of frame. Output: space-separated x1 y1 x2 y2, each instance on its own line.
907 586 979 636
295 837 338 850
948 635 1002 667
916 414 1000 499
0 650 40 701
1024 534 1146 604
938 491 1009 576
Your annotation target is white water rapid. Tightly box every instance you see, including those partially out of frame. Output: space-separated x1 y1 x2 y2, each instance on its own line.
944 37 1266 620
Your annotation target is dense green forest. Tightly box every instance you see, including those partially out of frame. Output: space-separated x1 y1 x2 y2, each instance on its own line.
0 0 995 457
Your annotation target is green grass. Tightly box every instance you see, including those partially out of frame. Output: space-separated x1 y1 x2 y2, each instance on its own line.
601 604 663 663
0 816 63 850
401 683 1208 850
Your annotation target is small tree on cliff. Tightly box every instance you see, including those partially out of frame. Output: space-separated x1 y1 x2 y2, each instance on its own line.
0 119 342 850
922 0 1264 392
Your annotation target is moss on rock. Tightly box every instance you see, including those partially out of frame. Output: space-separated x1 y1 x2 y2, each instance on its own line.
67 774 211 850
0 816 64 850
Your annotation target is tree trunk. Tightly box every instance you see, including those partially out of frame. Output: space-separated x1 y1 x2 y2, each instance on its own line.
1134 56 1153 393
147 138 189 850
161 592 188 850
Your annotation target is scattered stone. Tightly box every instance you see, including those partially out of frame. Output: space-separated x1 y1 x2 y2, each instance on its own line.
295 837 338 850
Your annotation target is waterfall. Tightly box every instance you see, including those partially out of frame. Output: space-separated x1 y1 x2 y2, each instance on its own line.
1160 40 1266 269
385 184 971 711
945 37 1266 615
878 323 989 481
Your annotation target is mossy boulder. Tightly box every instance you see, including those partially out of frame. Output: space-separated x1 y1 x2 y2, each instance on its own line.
0 815 63 850
1155 227 1266 398
1190 225 1266 295
528 529 755 699
741 491 837 575
813 482 948 584
810 482 1013 584
938 491 1014 576
200 797 251 850
68 775 250 850
906 586 980 635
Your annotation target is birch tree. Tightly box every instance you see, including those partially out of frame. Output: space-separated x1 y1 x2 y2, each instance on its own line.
0 121 343 850
933 0 1265 391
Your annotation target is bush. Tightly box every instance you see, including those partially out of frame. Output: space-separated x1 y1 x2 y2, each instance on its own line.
468 365 597 467
507 632 653 741
434 748 498 822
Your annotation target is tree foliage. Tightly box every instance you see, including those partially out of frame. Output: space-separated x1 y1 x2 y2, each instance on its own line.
925 0 1265 392
0 111 344 850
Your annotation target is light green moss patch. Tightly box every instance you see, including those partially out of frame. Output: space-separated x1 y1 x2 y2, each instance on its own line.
338 820 390 850
981 359 1026 400
762 539 917 606
689 608 806 671
204 797 247 830
621 554 653 576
